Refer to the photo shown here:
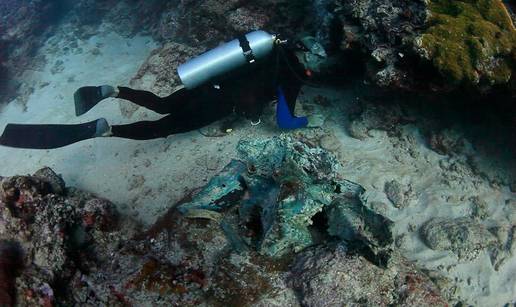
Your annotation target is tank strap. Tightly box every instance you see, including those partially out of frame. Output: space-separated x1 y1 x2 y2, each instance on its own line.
238 35 256 64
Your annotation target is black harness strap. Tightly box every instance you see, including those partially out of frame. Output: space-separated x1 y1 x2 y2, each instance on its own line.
238 35 256 64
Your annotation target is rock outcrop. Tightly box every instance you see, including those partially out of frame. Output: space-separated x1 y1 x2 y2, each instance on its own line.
0 0 69 104
334 0 516 93
0 139 448 306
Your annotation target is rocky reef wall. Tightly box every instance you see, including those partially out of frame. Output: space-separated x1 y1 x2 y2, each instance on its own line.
0 0 72 104
1 0 514 104
0 0 317 105
334 0 515 96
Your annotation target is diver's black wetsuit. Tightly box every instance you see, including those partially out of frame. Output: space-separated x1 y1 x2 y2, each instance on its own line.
110 45 305 140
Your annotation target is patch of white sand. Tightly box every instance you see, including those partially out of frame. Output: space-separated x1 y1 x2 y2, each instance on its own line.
298 87 515 306
0 22 514 306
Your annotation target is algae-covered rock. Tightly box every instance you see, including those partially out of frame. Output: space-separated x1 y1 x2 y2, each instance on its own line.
420 217 498 260
416 0 516 85
335 0 515 92
384 179 407 208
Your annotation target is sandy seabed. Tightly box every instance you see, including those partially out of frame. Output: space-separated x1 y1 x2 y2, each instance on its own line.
0 22 514 306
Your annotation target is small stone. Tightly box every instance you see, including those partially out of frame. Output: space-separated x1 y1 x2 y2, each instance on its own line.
420 217 498 261
347 120 369 140
384 180 406 208
470 196 489 220
205 156 221 171
369 201 389 216
128 175 145 191
319 134 341 152
33 167 65 195
489 225 515 271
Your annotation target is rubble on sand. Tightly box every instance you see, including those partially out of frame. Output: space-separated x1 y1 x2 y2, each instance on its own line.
0 137 448 306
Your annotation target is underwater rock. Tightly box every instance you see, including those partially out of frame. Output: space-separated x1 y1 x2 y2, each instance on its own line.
420 217 498 261
489 224 515 271
82 198 119 232
227 7 270 32
384 179 412 209
211 251 297 306
427 128 465 156
33 167 66 195
391 256 449 307
334 0 516 93
335 0 428 91
0 0 67 104
0 167 141 306
289 245 447 306
289 244 394 306
415 0 516 87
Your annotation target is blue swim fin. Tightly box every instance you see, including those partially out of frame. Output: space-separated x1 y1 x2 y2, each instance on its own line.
276 87 308 129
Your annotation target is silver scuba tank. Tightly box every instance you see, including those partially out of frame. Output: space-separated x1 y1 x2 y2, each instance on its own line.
177 30 276 89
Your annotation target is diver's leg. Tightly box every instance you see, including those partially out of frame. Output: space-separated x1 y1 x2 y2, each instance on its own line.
116 86 188 115
110 98 232 140
110 115 189 140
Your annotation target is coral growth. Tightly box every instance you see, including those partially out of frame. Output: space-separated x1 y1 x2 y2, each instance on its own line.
418 0 516 85
334 0 515 93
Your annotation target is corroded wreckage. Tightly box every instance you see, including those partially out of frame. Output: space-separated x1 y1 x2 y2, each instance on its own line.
0 137 450 306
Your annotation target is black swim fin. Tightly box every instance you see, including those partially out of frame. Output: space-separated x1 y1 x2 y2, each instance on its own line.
0 119 103 149
74 86 106 116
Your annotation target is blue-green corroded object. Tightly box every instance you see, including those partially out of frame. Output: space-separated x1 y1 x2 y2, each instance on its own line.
237 136 340 182
327 197 393 253
180 135 393 258
178 160 246 213
237 136 383 258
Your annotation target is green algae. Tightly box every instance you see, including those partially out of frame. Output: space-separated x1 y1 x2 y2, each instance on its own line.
421 0 516 85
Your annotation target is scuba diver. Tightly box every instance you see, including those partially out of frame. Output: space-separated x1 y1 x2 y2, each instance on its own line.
0 31 327 149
